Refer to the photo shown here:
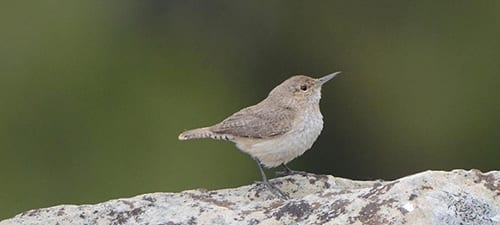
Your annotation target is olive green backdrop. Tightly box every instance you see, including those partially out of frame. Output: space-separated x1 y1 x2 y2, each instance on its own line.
1 1 499 219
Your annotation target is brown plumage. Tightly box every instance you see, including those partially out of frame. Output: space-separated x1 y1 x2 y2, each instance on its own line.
178 72 342 199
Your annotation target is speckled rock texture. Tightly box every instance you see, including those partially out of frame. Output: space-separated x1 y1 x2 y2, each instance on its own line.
1 169 499 225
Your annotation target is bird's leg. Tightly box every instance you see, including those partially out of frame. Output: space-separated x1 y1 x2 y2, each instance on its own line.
275 163 308 177
254 159 289 199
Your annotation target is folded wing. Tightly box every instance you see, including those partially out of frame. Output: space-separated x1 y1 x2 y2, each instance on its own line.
211 103 295 139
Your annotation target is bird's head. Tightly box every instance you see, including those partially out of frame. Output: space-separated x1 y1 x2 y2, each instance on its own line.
268 72 341 107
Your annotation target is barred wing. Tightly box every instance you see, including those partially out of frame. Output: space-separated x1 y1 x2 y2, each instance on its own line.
211 104 295 139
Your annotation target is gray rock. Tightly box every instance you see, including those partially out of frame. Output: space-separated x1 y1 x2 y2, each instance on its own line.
1 169 499 225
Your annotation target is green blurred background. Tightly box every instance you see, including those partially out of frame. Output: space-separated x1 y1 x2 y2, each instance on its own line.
1 1 499 219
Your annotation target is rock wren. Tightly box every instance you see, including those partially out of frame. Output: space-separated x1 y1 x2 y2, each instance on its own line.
178 72 341 198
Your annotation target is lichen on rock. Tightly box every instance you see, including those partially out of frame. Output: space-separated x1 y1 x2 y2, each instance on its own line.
1 169 499 225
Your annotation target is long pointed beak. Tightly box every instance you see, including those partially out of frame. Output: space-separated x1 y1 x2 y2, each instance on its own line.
317 71 342 86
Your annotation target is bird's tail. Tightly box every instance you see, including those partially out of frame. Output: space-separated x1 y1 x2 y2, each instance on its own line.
178 127 213 140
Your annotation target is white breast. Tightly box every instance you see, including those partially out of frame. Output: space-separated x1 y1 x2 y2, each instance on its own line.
235 106 324 168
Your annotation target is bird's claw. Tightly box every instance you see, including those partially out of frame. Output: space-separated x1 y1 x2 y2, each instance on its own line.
275 169 308 177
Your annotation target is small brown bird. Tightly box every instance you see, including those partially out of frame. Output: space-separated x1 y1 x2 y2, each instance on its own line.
179 72 341 198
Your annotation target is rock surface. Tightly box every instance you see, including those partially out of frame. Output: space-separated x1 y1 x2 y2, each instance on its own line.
1 169 499 225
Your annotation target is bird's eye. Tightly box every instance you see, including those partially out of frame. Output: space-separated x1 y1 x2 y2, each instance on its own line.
300 85 308 91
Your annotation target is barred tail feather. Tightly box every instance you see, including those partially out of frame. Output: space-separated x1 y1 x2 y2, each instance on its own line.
178 127 213 140
178 127 233 141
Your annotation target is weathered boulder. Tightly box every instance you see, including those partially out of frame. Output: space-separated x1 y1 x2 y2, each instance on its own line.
1 169 499 225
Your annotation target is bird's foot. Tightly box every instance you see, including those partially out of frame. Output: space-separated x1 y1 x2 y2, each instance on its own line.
275 170 308 177
275 168 308 177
